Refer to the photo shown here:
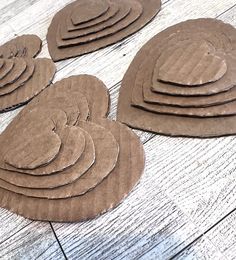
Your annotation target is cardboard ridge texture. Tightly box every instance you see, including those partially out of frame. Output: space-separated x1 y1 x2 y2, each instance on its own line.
117 18 236 137
0 75 145 222
0 35 56 113
47 0 162 61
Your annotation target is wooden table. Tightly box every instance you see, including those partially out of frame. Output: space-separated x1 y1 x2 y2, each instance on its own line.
1 0 236 259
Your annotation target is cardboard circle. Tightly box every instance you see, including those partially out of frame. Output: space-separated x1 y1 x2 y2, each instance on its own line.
67 1 119 31
0 58 35 96
71 0 109 25
61 2 131 39
0 120 144 222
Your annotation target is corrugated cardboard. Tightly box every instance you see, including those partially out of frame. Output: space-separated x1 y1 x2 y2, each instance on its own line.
47 0 161 61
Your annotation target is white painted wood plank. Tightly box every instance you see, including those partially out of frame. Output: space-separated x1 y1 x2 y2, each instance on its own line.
0 0 40 24
0 209 64 260
174 237 225 260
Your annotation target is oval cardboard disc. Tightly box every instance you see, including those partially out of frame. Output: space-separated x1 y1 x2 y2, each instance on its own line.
61 2 130 39
0 128 95 189
0 120 144 222
0 35 42 58
156 41 227 86
0 121 119 199
71 0 109 25
57 0 142 47
47 0 161 61
0 58 27 88
0 58 56 112
67 1 119 31
0 59 14 80
0 59 35 96
5 126 86 176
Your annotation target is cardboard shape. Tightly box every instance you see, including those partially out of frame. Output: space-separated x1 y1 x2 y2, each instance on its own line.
28 75 110 120
57 0 142 47
5 126 86 176
71 0 109 25
0 59 14 80
0 58 56 112
0 58 27 88
0 108 68 170
117 18 236 137
47 0 161 61
156 41 227 86
0 128 95 189
141 54 236 108
0 121 119 199
24 93 89 126
0 120 144 222
61 2 131 39
67 2 119 31
0 35 42 58
0 59 35 96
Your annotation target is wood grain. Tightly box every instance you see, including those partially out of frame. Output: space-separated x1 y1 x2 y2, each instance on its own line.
1 0 236 259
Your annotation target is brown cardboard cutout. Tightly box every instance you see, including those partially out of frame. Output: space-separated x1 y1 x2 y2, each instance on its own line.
0 59 14 80
28 75 110 120
117 19 236 137
60 2 131 40
67 2 119 31
0 109 68 171
47 0 161 61
0 58 27 88
0 128 95 189
156 41 227 86
0 120 144 222
0 59 35 96
0 58 56 112
140 54 236 108
5 126 86 176
71 0 109 25
57 0 142 47
0 35 42 58
0 121 119 199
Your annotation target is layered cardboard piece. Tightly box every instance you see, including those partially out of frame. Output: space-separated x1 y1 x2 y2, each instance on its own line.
47 0 161 61
117 18 236 137
0 35 55 113
0 75 145 222
0 35 42 58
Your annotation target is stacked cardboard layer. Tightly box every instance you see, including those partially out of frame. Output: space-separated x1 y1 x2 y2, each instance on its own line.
0 75 145 222
0 35 56 112
47 0 161 61
117 18 236 137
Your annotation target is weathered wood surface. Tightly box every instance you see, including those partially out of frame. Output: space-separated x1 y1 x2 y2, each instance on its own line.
1 0 236 259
